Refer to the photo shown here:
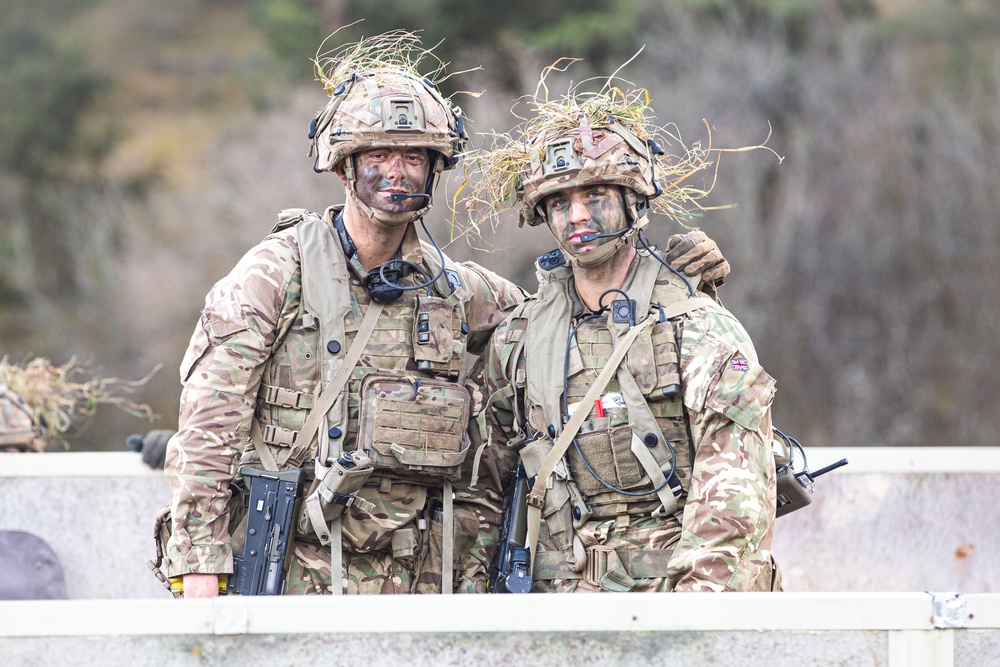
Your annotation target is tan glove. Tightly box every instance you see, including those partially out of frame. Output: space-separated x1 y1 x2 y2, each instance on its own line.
663 230 730 286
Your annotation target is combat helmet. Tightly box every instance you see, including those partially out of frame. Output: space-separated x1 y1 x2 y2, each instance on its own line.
0 384 44 453
308 31 468 227
465 65 716 269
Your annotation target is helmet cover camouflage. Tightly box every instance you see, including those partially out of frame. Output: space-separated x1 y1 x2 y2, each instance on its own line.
0 384 44 452
462 63 720 267
308 31 469 226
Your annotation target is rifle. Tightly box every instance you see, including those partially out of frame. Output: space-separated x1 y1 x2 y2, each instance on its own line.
229 466 305 595
488 462 533 594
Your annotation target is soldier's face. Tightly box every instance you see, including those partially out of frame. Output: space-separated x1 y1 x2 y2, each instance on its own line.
543 184 627 256
352 147 431 213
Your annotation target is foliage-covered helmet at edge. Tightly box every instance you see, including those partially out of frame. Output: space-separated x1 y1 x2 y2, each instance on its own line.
0 384 44 452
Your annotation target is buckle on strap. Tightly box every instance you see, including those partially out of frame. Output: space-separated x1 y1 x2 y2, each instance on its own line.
262 384 315 409
584 545 619 586
262 424 298 447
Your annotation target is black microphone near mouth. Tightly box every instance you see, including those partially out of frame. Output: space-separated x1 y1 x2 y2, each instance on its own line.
389 193 432 202
578 228 630 243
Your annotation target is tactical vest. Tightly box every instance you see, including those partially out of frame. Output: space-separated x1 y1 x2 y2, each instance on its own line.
503 255 700 544
238 207 474 485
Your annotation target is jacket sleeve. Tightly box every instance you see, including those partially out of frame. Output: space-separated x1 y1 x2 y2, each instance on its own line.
666 308 778 592
453 261 526 356
164 232 301 576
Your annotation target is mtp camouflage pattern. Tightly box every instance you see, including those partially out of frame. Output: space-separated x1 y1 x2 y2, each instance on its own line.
165 206 523 594
471 254 781 592
518 117 659 228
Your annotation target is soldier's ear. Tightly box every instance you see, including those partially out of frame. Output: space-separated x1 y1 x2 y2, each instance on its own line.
334 161 348 186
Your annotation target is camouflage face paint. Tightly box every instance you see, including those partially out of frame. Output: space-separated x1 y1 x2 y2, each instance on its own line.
354 148 431 213
543 185 628 256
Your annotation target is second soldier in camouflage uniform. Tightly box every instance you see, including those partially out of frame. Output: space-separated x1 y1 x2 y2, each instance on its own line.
470 81 781 592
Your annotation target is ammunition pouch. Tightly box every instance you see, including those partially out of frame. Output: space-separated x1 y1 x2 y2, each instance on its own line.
298 451 376 545
355 371 471 483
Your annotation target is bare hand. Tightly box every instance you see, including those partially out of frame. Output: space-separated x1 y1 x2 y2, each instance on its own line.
663 231 731 285
183 573 221 598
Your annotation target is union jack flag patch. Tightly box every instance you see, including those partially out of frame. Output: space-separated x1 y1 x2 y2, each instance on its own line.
731 357 750 371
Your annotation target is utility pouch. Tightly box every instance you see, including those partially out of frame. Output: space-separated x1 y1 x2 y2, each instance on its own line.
518 437 589 553
356 370 471 482
629 321 683 408
567 414 648 497
298 451 376 543
412 294 463 378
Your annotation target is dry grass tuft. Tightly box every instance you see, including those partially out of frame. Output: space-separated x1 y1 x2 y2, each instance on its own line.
461 56 779 235
0 356 157 449
313 27 477 95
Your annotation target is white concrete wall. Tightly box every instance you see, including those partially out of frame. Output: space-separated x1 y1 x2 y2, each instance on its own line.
3 447 998 598
2 593 999 666
3 448 1000 666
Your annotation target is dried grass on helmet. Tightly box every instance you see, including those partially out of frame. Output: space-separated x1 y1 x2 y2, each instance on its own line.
0 356 157 449
462 56 777 234
314 27 475 96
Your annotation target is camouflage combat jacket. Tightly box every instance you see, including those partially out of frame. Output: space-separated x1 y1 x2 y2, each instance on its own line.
476 252 779 592
165 206 524 576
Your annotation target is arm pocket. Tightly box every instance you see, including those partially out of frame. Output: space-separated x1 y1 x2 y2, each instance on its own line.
180 277 253 382
705 352 775 432
683 334 776 433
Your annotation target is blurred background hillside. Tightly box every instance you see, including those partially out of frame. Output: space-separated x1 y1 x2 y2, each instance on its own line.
1 0 998 451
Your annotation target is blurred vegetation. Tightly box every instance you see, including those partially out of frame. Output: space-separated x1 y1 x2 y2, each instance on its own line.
1 0 999 450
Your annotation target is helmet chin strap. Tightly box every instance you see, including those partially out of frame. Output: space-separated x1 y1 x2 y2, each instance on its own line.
550 213 650 269
345 187 429 228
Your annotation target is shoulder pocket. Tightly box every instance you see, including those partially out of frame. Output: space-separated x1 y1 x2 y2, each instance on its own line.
683 333 776 432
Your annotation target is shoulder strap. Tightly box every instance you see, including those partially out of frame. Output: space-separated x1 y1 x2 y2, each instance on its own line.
298 300 384 461
523 294 716 574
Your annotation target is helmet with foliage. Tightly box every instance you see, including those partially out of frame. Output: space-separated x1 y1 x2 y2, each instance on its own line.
0 384 44 453
465 62 716 268
308 30 469 226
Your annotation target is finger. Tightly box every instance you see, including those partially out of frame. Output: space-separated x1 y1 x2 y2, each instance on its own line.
701 259 731 285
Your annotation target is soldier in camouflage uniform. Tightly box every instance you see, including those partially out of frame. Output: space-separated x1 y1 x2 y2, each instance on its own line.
164 33 728 598
471 86 781 592
165 34 528 597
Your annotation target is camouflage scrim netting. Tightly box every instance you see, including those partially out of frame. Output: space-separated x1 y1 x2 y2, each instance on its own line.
0 356 156 452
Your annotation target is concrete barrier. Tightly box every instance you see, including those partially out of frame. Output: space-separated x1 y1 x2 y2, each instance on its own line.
3 447 998 598
2 448 1000 666
1 592 999 666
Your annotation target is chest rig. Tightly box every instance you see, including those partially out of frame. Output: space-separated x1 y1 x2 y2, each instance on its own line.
245 207 473 475
504 254 714 575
